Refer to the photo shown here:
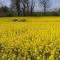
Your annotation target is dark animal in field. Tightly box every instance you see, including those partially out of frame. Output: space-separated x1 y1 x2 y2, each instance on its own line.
12 19 18 22
12 19 27 22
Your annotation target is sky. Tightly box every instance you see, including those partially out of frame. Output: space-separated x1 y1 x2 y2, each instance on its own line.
0 0 60 11
52 0 60 8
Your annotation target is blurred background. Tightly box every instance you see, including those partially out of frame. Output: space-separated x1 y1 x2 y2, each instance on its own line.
0 0 60 17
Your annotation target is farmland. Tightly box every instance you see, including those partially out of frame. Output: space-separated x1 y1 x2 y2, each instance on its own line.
0 17 60 60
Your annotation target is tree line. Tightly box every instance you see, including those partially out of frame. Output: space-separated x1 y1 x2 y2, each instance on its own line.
0 0 60 17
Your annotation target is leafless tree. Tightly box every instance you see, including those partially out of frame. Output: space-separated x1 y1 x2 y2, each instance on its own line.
57 8 60 15
10 0 21 16
21 0 30 16
21 0 35 16
10 0 35 16
21 0 26 16
30 0 35 16
39 0 51 15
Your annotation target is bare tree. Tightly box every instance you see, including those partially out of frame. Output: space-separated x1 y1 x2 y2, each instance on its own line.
21 0 30 16
22 0 26 16
10 0 35 16
30 0 35 16
39 0 51 15
26 0 30 16
11 0 21 16
57 8 60 16
21 0 35 16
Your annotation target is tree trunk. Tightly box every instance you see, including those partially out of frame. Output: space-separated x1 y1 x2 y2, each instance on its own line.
44 6 46 16
44 2 46 16
16 0 20 16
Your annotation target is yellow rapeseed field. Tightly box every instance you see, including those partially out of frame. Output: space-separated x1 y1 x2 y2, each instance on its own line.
0 17 60 60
